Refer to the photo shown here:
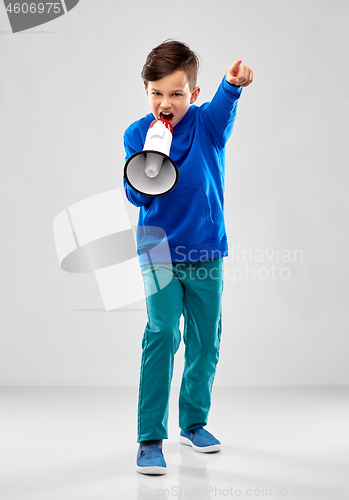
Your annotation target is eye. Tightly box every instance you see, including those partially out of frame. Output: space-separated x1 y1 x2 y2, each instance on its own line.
152 92 161 96
173 93 182 97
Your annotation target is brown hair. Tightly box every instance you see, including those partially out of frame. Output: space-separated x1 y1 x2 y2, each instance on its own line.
141 39 200 91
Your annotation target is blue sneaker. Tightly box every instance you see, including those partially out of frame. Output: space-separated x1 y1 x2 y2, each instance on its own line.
136 444 167 475
180 427 221 453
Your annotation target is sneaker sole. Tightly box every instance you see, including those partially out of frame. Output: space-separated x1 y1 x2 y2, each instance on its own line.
136 465 167 475
179 435 221 453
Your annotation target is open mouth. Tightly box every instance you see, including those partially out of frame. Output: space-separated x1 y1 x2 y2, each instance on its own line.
160 112 174 122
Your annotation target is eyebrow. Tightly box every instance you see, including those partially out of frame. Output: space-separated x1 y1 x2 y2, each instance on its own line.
149 88 184 92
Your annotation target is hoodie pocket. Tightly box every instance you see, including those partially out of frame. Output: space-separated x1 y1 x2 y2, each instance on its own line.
143 184 214 247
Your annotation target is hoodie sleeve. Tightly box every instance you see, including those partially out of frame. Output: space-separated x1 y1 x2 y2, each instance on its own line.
203 76 243 148
123 130 154 208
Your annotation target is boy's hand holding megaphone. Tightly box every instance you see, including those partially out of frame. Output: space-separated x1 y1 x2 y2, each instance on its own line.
124 118 179 197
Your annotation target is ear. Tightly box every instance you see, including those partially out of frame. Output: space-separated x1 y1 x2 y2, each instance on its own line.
190 86 200 104
145 85 149 97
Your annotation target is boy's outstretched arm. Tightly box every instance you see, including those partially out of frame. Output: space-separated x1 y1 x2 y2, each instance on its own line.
204 59 253 147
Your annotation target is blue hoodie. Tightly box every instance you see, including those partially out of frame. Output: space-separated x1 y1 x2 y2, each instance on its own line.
123 76 242 266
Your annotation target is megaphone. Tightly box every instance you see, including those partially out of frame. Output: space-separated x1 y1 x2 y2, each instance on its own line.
124 118 179 197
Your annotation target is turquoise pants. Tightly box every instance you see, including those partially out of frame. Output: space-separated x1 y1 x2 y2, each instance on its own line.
137 257 224 442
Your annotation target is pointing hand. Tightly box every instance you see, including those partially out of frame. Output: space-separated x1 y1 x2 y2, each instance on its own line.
226 60 253 88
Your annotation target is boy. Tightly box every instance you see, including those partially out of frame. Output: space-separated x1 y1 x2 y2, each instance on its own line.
123 40 253 474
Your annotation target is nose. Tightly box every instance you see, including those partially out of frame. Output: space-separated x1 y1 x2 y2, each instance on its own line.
160 97 171 110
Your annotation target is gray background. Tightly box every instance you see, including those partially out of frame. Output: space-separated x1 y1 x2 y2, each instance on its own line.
0 0 348 386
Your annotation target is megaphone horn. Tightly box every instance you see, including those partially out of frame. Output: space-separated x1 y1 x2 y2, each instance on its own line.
124 119 179 197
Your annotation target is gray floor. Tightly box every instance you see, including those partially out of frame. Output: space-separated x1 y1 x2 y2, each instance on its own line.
0 386 348 500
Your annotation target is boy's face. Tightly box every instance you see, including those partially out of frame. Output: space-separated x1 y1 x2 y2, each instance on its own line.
145 70 200 128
